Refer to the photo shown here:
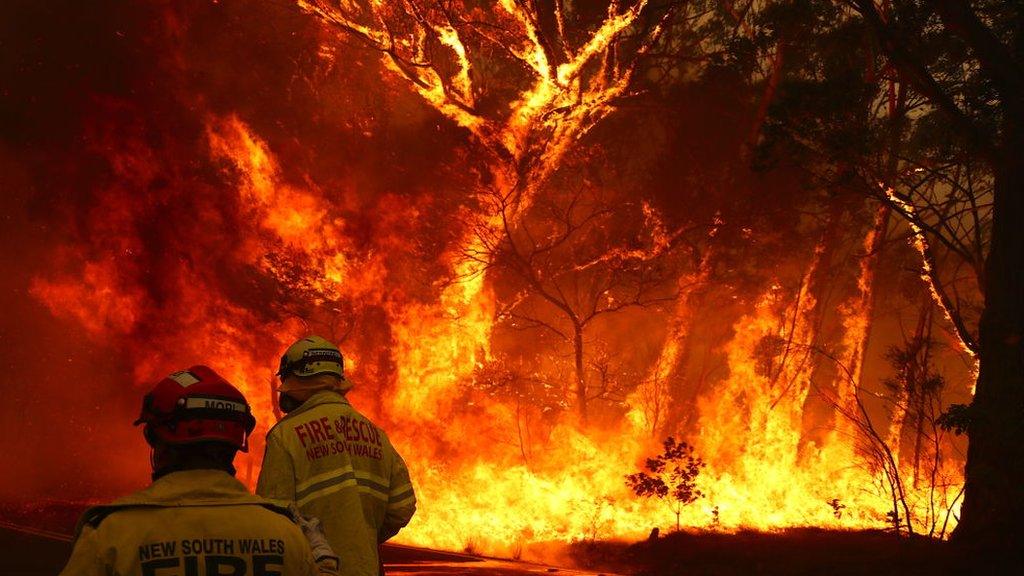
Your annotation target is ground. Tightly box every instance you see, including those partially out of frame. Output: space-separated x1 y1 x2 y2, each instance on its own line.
568 528 1022 575
0 501 617 575
4 502 1020 575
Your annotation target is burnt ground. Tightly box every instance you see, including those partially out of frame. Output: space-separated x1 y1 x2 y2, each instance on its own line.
568 528 1024 576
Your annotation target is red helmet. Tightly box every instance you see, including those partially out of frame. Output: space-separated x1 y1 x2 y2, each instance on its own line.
134 365 257 452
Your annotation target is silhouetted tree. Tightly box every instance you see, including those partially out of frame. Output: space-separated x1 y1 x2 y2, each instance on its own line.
627 436 705 531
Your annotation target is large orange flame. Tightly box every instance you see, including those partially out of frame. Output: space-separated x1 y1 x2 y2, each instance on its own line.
21 1 971 561
29 111 967 557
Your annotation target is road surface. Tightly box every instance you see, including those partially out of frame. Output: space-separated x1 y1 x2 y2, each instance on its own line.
0 519 618 575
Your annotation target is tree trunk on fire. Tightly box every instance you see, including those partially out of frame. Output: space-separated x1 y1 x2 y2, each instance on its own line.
954 108 1024 546
574 323 588 426
798 199 854 440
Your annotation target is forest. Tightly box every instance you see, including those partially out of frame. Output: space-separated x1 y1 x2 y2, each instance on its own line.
0 0 1020 571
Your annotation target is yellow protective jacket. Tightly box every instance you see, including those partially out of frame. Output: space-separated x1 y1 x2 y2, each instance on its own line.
256 390 416 576
59 469 321 576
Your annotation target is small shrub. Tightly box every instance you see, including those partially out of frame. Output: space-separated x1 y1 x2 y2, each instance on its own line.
626 436 705 531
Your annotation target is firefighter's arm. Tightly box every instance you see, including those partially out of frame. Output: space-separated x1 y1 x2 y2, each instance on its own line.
286 520 335 576
289 504 340 576
380 448 416 543
256 431 297 501
58 525 105 576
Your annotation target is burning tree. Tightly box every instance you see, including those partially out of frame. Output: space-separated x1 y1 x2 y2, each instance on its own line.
883 307 947 490
469 177 683 425
297 0 690 427
726 0 1021 545
470 354 567 466
299 0 678 209
627 436 705 532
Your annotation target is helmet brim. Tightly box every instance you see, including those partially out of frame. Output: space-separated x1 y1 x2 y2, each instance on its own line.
278 374 349 394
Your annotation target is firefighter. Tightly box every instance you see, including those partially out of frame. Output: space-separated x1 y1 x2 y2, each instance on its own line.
257 336 416 576
60 365 340 576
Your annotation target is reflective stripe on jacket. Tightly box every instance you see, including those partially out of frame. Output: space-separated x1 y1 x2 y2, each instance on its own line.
59 469 320 576
256 390 416 576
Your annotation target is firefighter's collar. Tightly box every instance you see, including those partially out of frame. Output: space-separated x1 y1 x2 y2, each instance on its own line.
286 389 349 418
74 470 292 536
112 469 268 508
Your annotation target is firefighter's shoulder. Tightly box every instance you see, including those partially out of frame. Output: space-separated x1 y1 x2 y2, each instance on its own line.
77 504 121 533
74 503 159 536
254 497 295 520
265 407 306 437
76 497 297 531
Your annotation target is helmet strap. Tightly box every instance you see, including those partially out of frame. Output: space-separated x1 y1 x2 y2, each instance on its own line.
150 445 173 481
279 393 304 414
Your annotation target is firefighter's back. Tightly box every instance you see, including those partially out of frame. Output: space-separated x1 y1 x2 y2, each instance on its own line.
60 470 320 576
80 505 316 575
259 390 415 576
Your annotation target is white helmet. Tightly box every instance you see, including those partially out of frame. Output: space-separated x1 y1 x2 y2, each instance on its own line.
276 335 345 380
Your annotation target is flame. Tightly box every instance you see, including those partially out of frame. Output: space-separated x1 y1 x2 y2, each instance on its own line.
29 116 967 552
882 186 978 370
21 1 972 562
206 119 965 542
625 248 714 436
389 249 494 419
206 115 357 301
31 260 145 336
298 0 660 213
